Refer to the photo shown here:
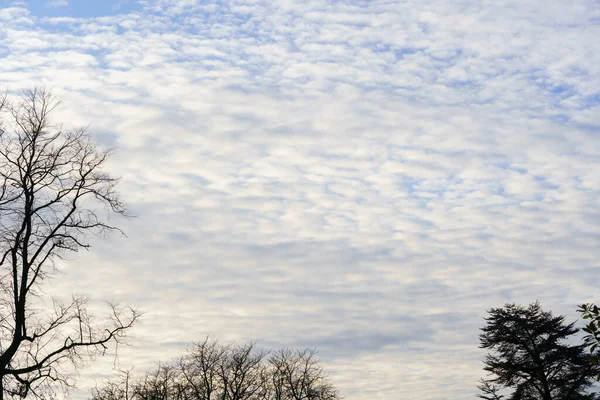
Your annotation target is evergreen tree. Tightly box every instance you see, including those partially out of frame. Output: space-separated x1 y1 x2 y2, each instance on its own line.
478 302 600 400
477 379 504 400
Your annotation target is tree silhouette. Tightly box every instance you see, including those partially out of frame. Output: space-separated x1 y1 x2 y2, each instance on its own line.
91 337 340 400
0 89 138 399
478 302 599 400
577 303 600 379
477 379 503 400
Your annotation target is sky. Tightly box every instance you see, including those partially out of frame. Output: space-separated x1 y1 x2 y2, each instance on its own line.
0 0 599 398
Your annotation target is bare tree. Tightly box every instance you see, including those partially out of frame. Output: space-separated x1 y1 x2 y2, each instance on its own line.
91 339 341 400
0 88 138 399
218 342 269 400
268 349 338 400
135 364 188 400
177 337 229 400
90 369 135 400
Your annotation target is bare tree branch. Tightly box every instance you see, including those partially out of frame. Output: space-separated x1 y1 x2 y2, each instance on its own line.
92 338 340 400
0 88 138 399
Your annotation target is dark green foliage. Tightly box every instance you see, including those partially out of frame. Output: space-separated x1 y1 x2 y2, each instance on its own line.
478 302 600 400
577 303 600 376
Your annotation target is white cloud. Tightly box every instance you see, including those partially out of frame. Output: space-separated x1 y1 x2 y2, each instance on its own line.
45 0 68 8
0 0 599 399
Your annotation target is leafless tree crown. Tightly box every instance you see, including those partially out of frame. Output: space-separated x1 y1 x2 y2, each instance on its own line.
91 338 340 400
0 88 138 399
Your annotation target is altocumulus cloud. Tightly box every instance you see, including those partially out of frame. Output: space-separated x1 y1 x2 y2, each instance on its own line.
45 0 68 8
1 0 600 398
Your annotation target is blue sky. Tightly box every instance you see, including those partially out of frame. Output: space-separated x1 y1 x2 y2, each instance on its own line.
1 0 600 399
11 0 139 17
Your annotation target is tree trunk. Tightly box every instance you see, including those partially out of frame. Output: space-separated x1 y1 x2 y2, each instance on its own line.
543 383 552 400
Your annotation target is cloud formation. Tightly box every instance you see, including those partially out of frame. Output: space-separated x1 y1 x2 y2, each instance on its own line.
46 0 68 8
1 0 599 399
